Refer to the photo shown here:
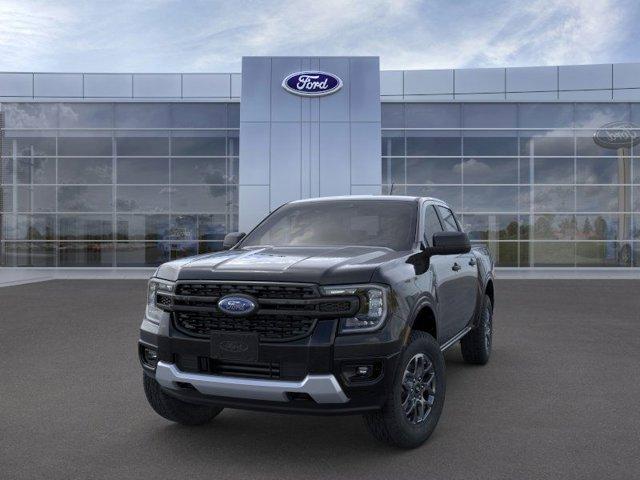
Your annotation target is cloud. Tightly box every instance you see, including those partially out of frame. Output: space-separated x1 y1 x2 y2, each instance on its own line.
0 0 636 72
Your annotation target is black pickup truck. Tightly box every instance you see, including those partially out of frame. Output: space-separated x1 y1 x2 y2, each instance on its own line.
139 196 495 448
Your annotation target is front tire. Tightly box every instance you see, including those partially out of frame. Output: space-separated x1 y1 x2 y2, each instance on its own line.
460 294 493 365
143 374 223 426
363 331 446 449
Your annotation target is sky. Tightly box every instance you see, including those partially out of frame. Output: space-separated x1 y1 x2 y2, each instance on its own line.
0 0 638 73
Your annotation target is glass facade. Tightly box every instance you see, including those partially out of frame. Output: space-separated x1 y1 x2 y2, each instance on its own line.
0 102 239 267
382 103 640 268
1 100 638 269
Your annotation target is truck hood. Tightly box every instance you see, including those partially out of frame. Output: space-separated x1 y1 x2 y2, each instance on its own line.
154 246 406 284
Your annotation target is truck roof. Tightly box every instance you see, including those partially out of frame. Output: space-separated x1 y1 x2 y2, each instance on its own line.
288 195 447 205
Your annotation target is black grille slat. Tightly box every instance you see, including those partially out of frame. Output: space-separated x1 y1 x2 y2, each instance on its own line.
176 354 281 380
174 311 316 342
174 283 319 300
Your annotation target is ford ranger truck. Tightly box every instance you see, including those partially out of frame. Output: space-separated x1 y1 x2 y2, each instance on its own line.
139 196 495 448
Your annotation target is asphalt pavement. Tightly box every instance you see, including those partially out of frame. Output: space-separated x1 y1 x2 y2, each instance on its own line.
1 279 639 480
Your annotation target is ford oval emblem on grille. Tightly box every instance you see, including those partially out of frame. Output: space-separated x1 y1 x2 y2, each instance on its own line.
217 295 257 316
282 71 343 97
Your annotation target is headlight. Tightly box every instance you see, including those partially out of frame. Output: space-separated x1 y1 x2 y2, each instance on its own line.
146 279 174 324
322 284 388 334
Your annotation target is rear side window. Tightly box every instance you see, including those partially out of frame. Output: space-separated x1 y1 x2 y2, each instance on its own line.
436 205 460 232
423 205 443 246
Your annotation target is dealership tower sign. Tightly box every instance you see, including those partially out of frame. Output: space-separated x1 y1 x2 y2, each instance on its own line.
282 71 343 97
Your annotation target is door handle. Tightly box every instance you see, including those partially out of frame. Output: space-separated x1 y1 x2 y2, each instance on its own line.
452 263 461 272
468 258 477 267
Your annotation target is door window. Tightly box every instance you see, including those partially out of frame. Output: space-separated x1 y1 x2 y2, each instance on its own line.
436 206 461 232
423 205 443 246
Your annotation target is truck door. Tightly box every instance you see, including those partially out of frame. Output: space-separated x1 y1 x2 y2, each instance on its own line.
421 204 460 343
434 205 479 336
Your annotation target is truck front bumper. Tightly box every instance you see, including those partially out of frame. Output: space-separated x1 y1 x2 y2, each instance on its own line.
140 315 404 415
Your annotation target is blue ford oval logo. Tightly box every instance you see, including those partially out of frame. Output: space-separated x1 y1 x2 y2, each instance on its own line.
282 71 343 97
217 295 257 316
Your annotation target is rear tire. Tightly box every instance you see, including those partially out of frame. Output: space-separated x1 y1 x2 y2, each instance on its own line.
363 331 446 449
143 374 223 426
460 294 493 365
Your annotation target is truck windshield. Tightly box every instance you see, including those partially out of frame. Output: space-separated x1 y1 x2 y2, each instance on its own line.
240 200 417 251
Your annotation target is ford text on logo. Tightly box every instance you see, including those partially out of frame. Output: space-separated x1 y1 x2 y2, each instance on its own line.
217 295 257 316
219 340 249 353
593 121 640 149
282 71 343 97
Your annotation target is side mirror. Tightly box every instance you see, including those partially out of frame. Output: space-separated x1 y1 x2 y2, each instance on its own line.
429 231 471 255
222 232 246 250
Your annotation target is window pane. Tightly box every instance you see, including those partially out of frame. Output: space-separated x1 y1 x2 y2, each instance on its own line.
534 158 574 184
473 241 518 267
406 158 461 184
532 242 575 266
574 103 630 128
1 158 12 183
381 131 404 156
16 157 56 184
1 186 13 211
519 134 574 156
116 136 168 156
116 214 170 240
463 104 517 128
533 214 576 240
116 158 170 184
58 158 112 184
576 186 631 212
3 104 58 128
382 103 404 128
170 103 227 128
576 135 628 156
462 157 517 184
114 104 170 128
407 132 461 156
406 104 460 128
17 186 56 212
227 130 239 157
533 186 574 212
2 242 56 267
461 214 519 240
576 214 630 241
171 158 227 184
59 242 114 267
3 136 56 156
171 186 229 213
115 242 169 267
197 214 228 241
518 104 573 129
576 242 631 267
463 135 518 156
14 214 55 240
382 158 405 184
171 134 226 156
58 186 113 212
463 186 518 212
576 157 629 184
228 104 240 127
58 103 113 128
58 137 113 156
116 186 170 212
58 214 113 240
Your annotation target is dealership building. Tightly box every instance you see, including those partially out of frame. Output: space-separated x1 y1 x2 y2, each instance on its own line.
1 56 639 271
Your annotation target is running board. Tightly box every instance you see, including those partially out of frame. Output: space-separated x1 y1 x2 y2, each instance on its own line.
440 326 473 352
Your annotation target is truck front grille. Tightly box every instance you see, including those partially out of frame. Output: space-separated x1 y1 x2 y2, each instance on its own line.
174 282 319 300
174 311 316 342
